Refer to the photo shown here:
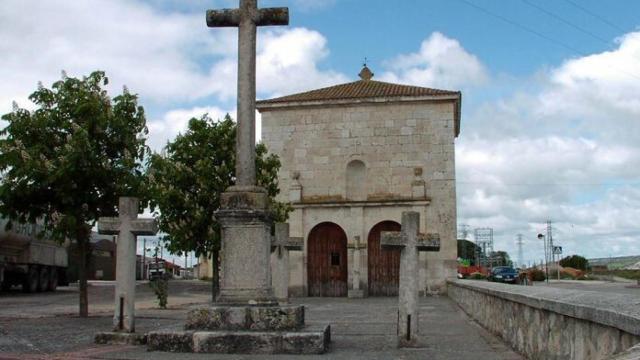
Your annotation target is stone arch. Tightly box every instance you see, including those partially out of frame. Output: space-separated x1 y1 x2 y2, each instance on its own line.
346 160 367 201
307 222 348 297
367 220 402 296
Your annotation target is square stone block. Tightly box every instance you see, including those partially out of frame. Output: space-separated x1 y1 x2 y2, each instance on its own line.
147 331 194 353
248 306 304 331
282 325 331 355
193 332 280 354
185 305 304 331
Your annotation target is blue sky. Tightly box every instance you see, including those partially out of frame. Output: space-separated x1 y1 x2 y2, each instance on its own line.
1 0 640 267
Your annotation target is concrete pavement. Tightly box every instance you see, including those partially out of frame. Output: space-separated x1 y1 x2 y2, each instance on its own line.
0 281 522 359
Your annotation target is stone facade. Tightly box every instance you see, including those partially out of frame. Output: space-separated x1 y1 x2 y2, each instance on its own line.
257 76 460 296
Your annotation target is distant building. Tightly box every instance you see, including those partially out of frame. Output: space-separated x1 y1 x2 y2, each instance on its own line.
67 232 116 282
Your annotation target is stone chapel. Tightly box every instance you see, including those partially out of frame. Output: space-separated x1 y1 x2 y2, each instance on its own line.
256 66 461 297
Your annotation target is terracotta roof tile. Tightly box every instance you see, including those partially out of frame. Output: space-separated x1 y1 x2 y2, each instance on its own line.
257 79 460 105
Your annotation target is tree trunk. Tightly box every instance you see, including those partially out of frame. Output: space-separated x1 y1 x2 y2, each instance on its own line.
77 226 90 317
211 249 220 302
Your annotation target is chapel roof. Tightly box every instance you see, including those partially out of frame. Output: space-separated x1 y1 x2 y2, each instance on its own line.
256 65 462 136
256 65 461 106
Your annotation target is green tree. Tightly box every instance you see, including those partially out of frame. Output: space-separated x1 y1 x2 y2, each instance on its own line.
457 239 480 265
0 71 149 317
147 114 290 296
560 255 589 270
490 251 513 267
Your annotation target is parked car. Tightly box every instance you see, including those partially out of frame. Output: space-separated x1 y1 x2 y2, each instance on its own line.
487 266 518 283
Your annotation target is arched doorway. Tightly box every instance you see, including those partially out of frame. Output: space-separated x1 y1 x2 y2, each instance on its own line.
368 221 402 296
307 222 348 297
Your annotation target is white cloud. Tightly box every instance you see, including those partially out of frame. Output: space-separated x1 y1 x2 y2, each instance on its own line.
379 32 488 90
148 106 232 152
457 31 640 264
0 0 345 115
0 0 237 113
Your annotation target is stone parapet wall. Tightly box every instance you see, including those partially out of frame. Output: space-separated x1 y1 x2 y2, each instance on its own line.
448 280 640 360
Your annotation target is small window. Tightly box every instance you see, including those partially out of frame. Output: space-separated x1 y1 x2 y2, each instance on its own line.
330 252 340 266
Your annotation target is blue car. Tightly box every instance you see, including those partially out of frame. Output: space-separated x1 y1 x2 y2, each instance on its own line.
488 266 518 283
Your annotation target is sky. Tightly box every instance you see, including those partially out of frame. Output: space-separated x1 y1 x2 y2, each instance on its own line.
1 0 640 267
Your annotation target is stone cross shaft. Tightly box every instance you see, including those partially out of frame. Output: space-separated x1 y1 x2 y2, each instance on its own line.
381 212 440 347
206 0 289 187
271 223 303 303
98 197 158 333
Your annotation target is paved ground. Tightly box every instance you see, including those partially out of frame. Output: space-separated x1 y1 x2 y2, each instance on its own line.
0 280 523 360
541 279 640 296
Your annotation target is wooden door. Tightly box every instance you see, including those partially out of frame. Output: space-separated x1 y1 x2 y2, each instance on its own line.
307 222 348 297
368 221 401 296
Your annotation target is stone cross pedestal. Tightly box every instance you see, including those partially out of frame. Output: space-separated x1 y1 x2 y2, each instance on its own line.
207 0 289 306
381 212 440 347
348 236 366 298
98 197 158 333
271 223 303 303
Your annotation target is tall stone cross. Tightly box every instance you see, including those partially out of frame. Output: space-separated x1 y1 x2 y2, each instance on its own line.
381 211 440 347
270 223 303 303
98 197 158 333
206 0 288 187
207 0 289 305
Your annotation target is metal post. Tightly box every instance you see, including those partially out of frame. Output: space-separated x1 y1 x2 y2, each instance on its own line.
142 238 146 280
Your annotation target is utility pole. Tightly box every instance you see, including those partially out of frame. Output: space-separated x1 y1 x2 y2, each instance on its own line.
142 237 146 280
547 220 553 276
516 234 524 269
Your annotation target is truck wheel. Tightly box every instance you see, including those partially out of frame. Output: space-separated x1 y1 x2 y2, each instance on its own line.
23 266 39 293
37 267 48 292
47 267 58 291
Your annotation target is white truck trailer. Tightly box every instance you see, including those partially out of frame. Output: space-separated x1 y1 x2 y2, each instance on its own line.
0 219 68 292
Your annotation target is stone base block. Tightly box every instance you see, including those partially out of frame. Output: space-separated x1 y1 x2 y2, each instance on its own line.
94 332 147 346
348 289 364 298
185 305 304 331
147 325 330 355
146 331 194 353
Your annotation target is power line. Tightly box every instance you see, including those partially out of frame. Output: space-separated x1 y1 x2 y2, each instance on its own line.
457 0 588 55
519 0 611 45
456 0 640 80
562 0 626 34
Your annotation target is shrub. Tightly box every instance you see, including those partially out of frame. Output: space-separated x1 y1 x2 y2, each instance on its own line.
149 276 169 309
468 272 486 280
528 269 546 282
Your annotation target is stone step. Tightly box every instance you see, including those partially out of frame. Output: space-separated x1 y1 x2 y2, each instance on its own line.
147 324 330 355
185 305 304 331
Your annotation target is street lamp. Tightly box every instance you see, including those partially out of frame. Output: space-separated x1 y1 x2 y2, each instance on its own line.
537 233 549 283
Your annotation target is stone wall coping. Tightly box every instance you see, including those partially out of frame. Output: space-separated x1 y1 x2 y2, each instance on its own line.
292 199 431 209
256 95 460 111
448 280 640 336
